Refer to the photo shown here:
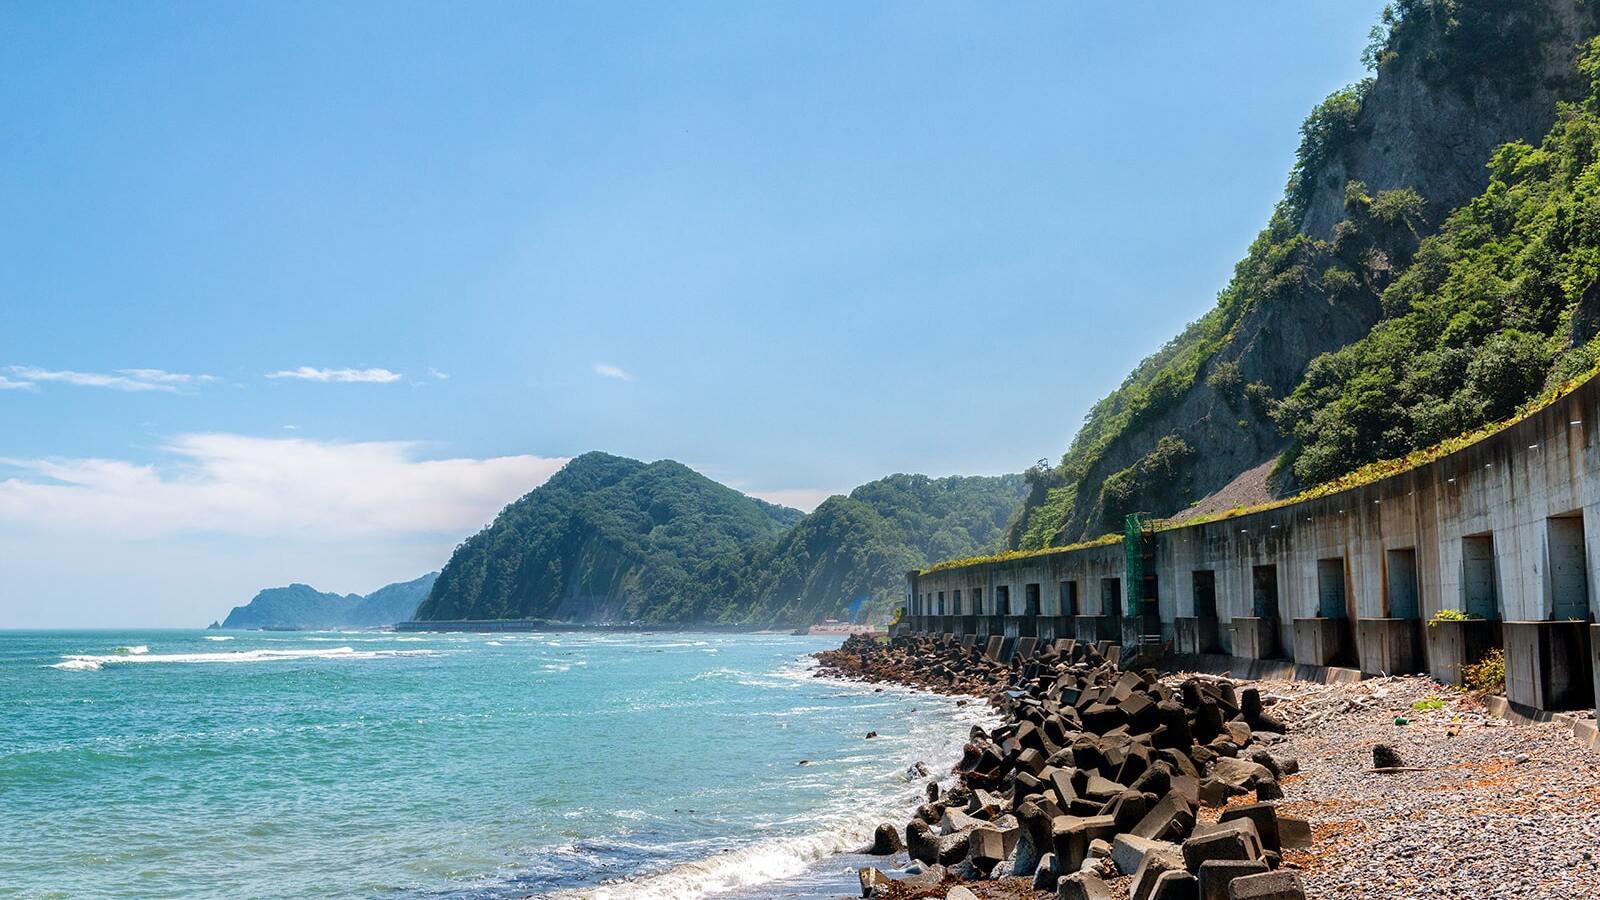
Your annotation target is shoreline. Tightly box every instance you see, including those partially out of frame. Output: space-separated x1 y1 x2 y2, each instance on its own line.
543 646 997 900
813 633 1317 900
813 632 1600 900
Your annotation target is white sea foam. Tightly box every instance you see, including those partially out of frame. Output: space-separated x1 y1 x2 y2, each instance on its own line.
47 647 435 671
203 635 234 641
113 645 149 655
560 670 999 900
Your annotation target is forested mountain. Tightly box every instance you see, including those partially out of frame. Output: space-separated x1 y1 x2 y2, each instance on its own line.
414 452 802 623
217 572 438 629
694 473 1028 624
414 455 1024 625
1009 0 1600 548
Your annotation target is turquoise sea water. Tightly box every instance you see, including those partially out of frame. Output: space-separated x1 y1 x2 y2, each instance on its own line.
0 630 987 899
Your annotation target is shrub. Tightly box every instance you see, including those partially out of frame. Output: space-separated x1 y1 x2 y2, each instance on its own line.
1427 608 1474 627
1462 648 1506 694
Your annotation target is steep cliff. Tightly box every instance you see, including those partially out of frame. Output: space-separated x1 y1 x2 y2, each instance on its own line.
1010 0 1600 548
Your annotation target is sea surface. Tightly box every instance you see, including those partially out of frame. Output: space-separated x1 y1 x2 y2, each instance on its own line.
0 630 990 900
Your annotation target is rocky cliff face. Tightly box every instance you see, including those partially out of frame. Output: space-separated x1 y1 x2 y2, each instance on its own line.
1013 0 1600 547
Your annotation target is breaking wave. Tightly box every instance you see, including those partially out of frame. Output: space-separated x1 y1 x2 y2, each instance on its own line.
47 647 435 671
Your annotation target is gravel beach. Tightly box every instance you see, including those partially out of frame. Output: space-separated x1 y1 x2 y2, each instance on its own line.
1224 674 1600 899
819 633 1600 900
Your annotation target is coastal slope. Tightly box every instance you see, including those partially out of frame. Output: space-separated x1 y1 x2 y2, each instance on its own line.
414 451 804 624
1010 0 1600 547
414 454 1025 626
218 572 439 629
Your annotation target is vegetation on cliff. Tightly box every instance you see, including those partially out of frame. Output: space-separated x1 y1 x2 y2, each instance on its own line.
413 452 801 623
1277 40 1600 483
1008 0 1599 550
694 473 1027 624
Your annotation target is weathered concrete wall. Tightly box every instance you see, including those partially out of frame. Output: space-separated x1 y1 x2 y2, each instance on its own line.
907 375 1600 713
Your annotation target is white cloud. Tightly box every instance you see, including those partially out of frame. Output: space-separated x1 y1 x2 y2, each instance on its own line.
0 436 570 626
428 367 450 380
0 375 36 391
744 487 840 513
5 366 217 392
594 363 635 381
266 367 402 383
0 434 566 540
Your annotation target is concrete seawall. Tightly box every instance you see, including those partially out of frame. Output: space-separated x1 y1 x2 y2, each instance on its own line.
904 373 1600 719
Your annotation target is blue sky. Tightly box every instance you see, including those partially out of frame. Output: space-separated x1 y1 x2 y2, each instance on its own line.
1 2 1385 626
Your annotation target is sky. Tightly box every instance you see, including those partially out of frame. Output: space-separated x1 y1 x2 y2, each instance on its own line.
0 1 1386 627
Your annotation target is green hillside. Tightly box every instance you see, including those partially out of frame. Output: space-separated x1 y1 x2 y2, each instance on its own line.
1009 0 1600 548
414 456 1024 626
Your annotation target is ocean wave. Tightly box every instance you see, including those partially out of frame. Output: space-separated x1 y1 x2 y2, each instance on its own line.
563 810 885 900
552 689 996 900
46 647 435 671
204 635 234 641
113 645 149 656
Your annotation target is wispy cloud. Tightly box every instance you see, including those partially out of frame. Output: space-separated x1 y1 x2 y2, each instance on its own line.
0 375 36 391
0 434 568 541
0 435 570 627
427 367 450 380
4 366 218 393
266 367 402 384
593 363 635 382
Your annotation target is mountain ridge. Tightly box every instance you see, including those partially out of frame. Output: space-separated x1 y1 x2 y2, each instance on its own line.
414 454 1025 626
217 572 439 630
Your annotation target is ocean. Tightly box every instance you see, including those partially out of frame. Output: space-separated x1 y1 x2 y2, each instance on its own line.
0 630 990 899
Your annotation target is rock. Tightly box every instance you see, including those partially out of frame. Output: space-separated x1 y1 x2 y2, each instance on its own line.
1210 756 1272 791
1112 833 1180 876
936 828 972 865
897 863 947 888
1057 871 1113 900
1372 744 1404 768
1183 821 1263 870
1130 848 1187 900
1254 777 1284 801
945 888 979 900
967 825 1009 874
865 731 878 739
1129 790 1193 841
1197 859 1269 900
1226 870 1306 899
1277 815 1312 850
858 866 891 897
1218 803 1281 852
907 819 940 865
868 822 903 855
1150 869 1201 900
1032 852 1059 889
939 808 979 835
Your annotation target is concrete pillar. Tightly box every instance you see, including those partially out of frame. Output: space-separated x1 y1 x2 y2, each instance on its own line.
1356 619 1425 675
1293 617 1354 667
1504 620 1595 712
